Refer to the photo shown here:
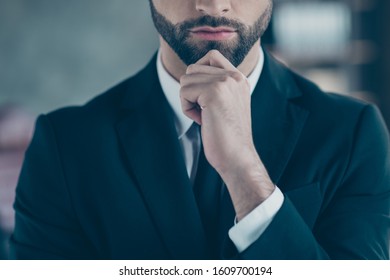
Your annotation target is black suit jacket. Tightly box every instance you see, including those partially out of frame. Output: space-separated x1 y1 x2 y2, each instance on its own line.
10 51 390 259
0 227 7 260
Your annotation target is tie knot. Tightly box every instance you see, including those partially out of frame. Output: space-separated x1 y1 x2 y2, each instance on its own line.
186 122 200 141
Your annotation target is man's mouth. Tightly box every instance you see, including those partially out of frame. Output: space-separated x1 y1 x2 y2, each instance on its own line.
189 26 237 41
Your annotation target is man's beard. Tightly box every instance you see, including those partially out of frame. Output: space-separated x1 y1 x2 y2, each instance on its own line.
149 1 273 67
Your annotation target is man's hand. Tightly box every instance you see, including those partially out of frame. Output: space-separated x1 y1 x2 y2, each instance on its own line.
180 50 275 221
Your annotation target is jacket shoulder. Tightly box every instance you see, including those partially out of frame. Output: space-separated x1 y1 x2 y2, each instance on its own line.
44 54 157 130
290 70 375 123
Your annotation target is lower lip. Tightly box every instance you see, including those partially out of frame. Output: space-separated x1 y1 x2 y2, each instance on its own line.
190 31 236 41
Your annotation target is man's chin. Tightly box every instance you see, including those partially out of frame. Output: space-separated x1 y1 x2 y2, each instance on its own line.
184 41 238 57
173 38 242 65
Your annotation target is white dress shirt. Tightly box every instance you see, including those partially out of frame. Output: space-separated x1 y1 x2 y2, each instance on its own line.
156 48 284 253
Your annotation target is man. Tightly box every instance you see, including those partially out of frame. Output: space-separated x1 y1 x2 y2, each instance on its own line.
10 0 390 259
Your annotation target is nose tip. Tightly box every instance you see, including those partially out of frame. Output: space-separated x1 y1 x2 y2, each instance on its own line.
198 8 229 17
196 1 231 17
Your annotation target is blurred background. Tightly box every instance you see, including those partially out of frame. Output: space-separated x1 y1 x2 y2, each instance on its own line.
0 0 389 258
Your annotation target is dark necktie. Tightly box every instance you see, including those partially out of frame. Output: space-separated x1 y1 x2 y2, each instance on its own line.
192 127 222 258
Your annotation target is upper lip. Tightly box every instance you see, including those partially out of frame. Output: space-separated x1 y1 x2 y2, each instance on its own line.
190 26 236 33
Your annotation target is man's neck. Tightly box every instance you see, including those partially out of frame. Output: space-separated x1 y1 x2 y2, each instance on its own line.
159 37 261 81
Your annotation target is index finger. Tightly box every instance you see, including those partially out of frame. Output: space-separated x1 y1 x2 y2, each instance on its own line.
195 50 236 71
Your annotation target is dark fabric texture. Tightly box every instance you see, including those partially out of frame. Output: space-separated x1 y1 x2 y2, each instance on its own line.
0 227 7 259
10 50 390 260
193 141 222 259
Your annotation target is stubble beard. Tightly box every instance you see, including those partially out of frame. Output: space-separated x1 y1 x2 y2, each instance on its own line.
149 1 273 67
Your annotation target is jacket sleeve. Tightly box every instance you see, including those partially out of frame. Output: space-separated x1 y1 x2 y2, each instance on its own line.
231 105 390 260
10 115 96 259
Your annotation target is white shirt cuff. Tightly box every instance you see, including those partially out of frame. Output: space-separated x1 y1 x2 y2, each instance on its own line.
228 187 284 253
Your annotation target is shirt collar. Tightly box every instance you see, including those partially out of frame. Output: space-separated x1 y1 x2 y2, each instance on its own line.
157 47 264 139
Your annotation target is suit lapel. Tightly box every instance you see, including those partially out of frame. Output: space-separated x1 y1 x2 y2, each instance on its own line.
116 56 208 259
251 52 309 186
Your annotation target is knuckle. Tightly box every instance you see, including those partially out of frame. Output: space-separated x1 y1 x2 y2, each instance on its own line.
231 71 243 81
222 72 240 84
198 93 211 106
221 74 230 83
186 64 196 74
